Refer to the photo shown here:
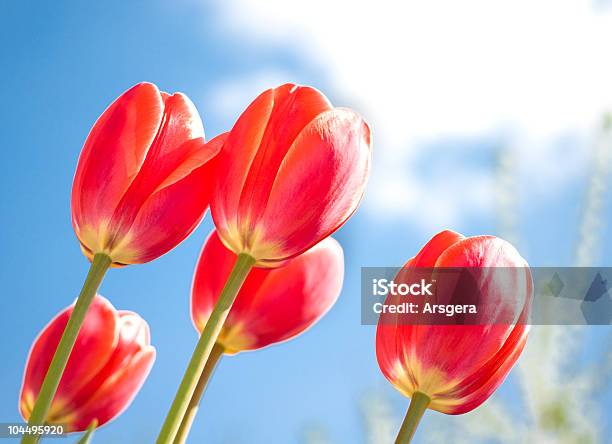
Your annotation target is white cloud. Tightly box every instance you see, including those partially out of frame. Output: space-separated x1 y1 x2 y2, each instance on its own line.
207 0 612 230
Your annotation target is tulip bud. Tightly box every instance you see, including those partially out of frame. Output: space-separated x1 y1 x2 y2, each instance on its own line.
71 82 219 266
210 83 371 266
191 230 344 354
20 296 155 432
376 230 532 415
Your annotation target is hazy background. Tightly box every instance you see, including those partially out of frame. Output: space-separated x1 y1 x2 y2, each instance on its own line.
0 1 610 442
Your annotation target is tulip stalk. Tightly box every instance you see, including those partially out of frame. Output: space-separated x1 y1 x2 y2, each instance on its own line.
22 254 111 444
173 343 224 444
76 420 98 444
395 392 430 444
157 253 255 444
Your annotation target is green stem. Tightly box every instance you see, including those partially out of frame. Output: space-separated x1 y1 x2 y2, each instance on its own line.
173 343 225 444
156 253 255 444
394 392 431 444
76 419 98 444
22 254 111 444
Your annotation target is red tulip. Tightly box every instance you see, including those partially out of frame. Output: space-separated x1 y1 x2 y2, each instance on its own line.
210 83 371 266
376 230 532 415
71 82 219 266
20 296 155 432
191 230 344 353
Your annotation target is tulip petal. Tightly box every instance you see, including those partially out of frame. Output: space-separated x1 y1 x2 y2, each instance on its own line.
254 108 371 263
376 231 532 415
441 318 529 414
412 230 464 267
210 83 371 263
211 88 275 253
229 237 343 352
72 85 216 265
72 83 164 250
137 92 208 193
20 296 118 420
236 85 333 227
212 84 334 256
67 348 155 431
111 132 223 264
109 154 217 265
103 93 211 253
63 312 151 411
191 231 344 353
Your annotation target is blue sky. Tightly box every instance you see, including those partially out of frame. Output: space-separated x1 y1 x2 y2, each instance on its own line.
1 1 610 443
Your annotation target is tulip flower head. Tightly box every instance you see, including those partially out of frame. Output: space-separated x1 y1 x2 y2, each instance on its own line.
191 230 344 354
376 230 532 415
20 296 155 432
210 83 372 266
72 82 219 266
